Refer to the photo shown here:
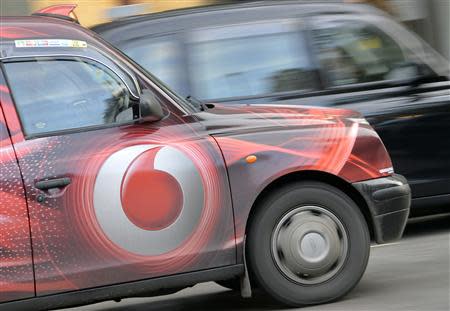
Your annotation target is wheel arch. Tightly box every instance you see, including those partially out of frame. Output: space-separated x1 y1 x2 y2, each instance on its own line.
245 170 375 240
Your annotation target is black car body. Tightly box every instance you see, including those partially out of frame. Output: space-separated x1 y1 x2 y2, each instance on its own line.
93 1 450 215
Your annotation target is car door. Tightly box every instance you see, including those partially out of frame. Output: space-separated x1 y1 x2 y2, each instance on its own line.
1 53 235 296
0 72 34 303
307 13 450 202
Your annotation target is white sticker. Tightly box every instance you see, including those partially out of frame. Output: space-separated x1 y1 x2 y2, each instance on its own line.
379 167 394 174
15 39 87 48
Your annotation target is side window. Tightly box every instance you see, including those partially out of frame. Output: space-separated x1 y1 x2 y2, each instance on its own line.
3 57 135 136
187 21 319 101
120 37 188 98
311 18 412 86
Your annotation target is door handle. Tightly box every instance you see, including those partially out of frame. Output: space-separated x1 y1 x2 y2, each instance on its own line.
35 177 71 191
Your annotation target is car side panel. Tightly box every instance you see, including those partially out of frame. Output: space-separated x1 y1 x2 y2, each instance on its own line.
5 119 236 296
211 105 392 261
0 79 34 303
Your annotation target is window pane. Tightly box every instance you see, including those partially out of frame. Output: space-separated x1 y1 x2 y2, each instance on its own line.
188 26 318 100
312 20 409 86
121 39 187 97
4 58 132 136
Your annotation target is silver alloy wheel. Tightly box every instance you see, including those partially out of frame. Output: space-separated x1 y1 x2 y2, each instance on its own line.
271 205 348 285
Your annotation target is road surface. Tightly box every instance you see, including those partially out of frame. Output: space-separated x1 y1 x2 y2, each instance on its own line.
64 214 450 311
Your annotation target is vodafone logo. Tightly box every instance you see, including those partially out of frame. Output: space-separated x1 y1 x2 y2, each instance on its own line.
93 145 204 256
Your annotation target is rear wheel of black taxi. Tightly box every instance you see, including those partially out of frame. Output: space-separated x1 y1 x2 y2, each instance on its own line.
246 181 370 306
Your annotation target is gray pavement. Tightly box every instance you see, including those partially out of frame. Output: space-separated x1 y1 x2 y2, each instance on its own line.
64 214 450 311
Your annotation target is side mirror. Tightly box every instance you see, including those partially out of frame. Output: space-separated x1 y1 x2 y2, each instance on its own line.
139 89 165 122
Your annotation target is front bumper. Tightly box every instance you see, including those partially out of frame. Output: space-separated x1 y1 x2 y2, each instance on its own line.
353 174 411 244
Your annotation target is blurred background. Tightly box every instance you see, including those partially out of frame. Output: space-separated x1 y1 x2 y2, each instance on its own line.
0 0 449 61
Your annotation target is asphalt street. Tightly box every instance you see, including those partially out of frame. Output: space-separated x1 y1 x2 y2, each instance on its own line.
65 214 450 311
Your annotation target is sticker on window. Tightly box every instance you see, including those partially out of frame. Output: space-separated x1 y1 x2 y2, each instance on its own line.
14 39 87 48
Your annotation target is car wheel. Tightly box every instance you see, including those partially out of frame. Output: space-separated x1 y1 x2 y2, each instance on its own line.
247 181 370 306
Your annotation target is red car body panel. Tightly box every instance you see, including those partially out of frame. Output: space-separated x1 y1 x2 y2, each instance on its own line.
198 105 392 252
0 91 34 302
0 17 393 304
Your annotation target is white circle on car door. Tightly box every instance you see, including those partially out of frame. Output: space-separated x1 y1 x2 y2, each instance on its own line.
93 144 204 256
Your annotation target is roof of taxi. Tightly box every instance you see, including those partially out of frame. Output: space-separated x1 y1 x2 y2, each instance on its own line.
92 0 385 39
92 0 383 33
0 16 97 43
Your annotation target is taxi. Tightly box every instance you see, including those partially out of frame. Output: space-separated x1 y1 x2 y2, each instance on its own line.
0 5 410 310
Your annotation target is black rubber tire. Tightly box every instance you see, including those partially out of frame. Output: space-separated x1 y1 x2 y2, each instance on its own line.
216 277 241 291
246 181 370 307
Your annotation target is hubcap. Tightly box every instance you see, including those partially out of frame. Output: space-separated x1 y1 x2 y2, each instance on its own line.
300 232 328 262
271 206 348 285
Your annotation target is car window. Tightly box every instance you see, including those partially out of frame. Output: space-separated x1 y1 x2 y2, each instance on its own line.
187 21 319 101
119 37 188 98
4 57 134 136
311 18 414 87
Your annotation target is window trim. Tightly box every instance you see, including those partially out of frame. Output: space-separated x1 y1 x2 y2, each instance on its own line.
24 120 139 140
195 86 323 104
1 56 142 139
193 79 429 105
